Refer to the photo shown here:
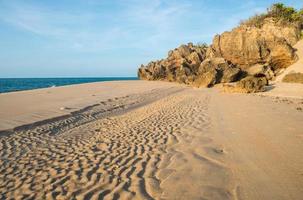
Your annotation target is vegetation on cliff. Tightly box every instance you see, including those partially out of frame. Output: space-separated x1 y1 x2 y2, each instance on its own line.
241 3 303 28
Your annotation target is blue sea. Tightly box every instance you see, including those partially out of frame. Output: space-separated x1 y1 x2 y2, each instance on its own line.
0 77 138 93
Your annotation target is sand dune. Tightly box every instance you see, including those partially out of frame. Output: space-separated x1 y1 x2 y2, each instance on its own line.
1 81 303 199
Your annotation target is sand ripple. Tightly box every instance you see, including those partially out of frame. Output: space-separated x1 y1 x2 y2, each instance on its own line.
0 88 234 200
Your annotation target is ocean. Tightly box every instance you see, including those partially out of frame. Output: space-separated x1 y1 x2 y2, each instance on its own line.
0 77 138 93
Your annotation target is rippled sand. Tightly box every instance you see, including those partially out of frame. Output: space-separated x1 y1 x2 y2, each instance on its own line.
1 81 303 199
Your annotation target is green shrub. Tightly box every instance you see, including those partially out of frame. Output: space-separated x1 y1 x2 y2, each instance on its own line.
268 3 296 21
241 3 303 28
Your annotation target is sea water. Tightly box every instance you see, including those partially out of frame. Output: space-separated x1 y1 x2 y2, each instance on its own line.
0 77 138 93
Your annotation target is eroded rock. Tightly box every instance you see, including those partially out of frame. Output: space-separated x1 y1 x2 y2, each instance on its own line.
246 64 275 80
138 12 302 93
236 76 268 93
138 43 207 83
210 19 299 71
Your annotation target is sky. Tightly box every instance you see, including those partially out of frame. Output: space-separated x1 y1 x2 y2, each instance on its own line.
0 0 302 78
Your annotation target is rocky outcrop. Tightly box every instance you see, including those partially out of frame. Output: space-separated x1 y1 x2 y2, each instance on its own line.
138 43 207 84
138 9 302 93
139 44 243 87
210 19 299 71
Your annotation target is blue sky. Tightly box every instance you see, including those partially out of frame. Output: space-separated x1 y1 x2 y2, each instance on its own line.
0 0 302 78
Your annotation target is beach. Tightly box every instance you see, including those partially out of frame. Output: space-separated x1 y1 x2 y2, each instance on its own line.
0 80 303 199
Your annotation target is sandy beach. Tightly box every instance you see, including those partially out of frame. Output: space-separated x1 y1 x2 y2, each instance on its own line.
0 80 303 200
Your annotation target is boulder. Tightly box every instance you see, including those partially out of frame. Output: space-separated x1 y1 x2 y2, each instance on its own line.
193 69 218 88
236 76 268 93
195 57 242 86
221 67 242 83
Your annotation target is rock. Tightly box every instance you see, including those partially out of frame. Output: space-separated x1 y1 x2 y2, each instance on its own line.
195 57 242 86
193 58 220 87
138 43 208 83
221 67 242 83
174 44 192 58
236 76 268 93
137 8 301 92
211 19 299 71
138 62 167 81
246 64 266 75
186 52 202 73
282 73 303 84
246 64 275 80
138 65 152 80
193 70 218 88
261 20 301 46
198 58 219 74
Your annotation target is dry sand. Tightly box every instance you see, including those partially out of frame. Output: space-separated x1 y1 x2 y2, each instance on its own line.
0 81 180 131
0 81 303 200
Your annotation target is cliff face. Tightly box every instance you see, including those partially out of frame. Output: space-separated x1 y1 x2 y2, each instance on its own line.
138 16 302 90
210 19 299 71
138 43 244 87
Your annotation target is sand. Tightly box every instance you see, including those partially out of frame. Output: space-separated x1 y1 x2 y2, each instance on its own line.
1 81 303 200
0 81 181 131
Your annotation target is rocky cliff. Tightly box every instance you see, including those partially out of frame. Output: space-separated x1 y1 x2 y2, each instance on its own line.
138 43 244 87
209 19 299 72
138 4 303 92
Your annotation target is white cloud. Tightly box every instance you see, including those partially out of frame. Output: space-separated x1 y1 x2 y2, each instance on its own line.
0 0 197 52
0 0 272 55
0 1 124 51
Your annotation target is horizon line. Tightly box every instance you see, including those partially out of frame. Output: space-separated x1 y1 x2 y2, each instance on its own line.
0 76 139 79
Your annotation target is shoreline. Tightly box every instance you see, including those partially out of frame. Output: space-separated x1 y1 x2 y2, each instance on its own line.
0 83 184 135
0 80 183 131
1 80 303 132
0 77 138 94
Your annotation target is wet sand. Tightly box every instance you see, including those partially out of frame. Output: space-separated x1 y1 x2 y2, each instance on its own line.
0 81 303 200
